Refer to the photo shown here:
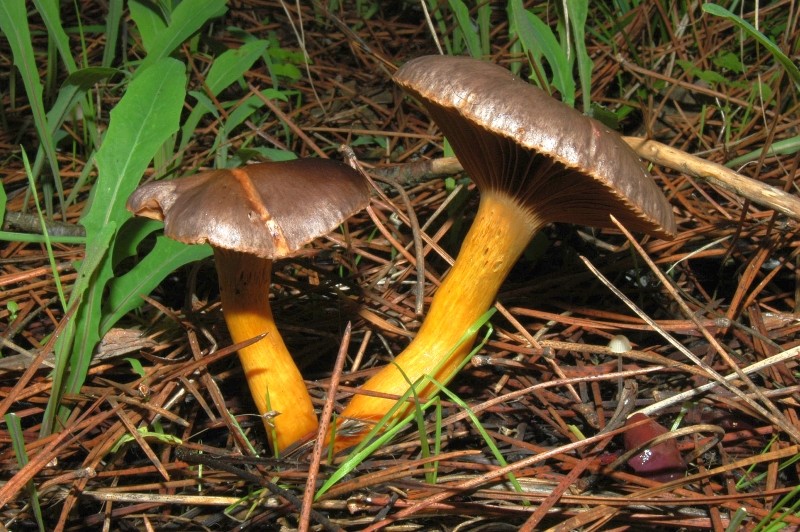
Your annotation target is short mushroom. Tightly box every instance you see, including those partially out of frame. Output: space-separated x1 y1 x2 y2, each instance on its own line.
127 158 370 452
331 56 676 451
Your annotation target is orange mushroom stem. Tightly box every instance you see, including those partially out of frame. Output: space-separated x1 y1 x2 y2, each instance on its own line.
333 194 542 451
214 248 317 451
126 158 370 453
329 56 676 453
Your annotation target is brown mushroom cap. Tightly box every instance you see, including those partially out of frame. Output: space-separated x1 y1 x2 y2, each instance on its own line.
394 55 676 239
126 158 371 258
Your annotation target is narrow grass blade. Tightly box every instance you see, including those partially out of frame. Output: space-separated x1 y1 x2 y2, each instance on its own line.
6 413 45 531
448 0 482 58
32 0 78 73
702 3 800 91
725 134 800 168
316 308 497 500
102 0 124 67
429 375 527 500
508 0 575 105
136 0 228 74
22 149 67 311
0 0 65 215
565 0 593 113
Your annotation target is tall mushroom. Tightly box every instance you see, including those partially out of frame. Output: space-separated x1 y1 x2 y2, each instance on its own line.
331 56 677 451
127 158 370 452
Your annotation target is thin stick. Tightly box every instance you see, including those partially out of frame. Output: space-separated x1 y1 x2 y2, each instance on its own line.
298 322 351 532
622 136 800 220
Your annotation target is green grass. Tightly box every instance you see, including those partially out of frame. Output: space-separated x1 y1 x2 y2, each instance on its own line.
0 1 302 438
316 308 527 502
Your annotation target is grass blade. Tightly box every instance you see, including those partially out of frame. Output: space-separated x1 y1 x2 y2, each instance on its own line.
136 0 228 74
508 0 575 105
102 0 124 67
6 413 45 531
0 0 65 215
22 150 66 311
702 3 800 91
448 0 482 58
32 0 78 73
565 0 593 113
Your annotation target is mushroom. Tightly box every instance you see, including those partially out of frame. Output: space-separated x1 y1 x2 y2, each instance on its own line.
331 56 676 451
127 158 370 452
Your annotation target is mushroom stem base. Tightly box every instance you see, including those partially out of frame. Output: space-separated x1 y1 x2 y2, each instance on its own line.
332 192 543 452
214 249 318 452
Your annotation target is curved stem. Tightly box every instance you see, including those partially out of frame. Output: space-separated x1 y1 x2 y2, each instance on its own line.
214 248 318 452
333 193 543 452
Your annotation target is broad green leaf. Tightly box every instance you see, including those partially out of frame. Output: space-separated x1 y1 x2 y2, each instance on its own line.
111 218 164 268
83 58 186 233
44 221 116 435
124 357 147 378
31 68 119 191
703 3 800 91
48 68 120 131
137 0 228 74
205 39 269 94
269 62 302 81
101 238 211 334
227 89 288 130
215 89 290 163
228 147 296 167
130 0 168 53
713 51 745 73
0 0 64 214
178 40 269 160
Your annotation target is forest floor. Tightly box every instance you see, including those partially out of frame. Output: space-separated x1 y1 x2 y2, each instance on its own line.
1 1 799 530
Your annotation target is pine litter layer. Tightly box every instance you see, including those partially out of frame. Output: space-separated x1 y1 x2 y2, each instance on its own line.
0 2 799 530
